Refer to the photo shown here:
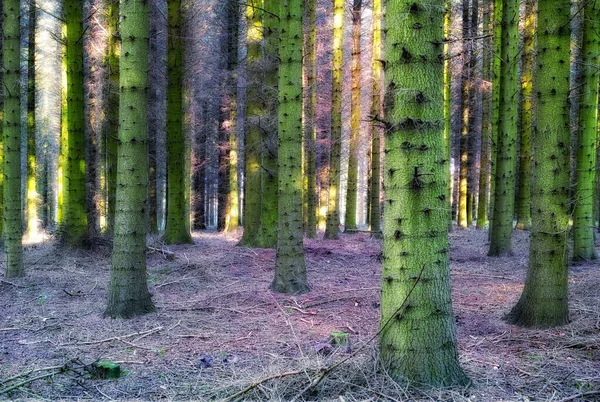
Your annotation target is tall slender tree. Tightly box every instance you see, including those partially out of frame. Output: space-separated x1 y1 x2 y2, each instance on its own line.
163 0 193 244
62 0 88 245
255 0 279 248
324 0 343 240
477 1 492 229
369 0 382 235
572 0 599 261
105 0 154 318
240 0 263 247
506 0 571 328
27 0 38 239
303 0 317 238
3 0 23 277
488 0 518 256
379 0 468 386
345 0 361 231
515 0 535 231
271 0 309 294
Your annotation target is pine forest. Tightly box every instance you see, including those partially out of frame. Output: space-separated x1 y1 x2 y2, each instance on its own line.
1 0 600 400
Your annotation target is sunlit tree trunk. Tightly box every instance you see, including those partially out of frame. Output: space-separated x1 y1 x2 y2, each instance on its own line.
324 0 343 240
506 0 571 328
572 0 599 261
488 0 518 256
369 0 382 235
105 0 154 318
3 0 23 277
477 1 492 229
345 0 361 231
515 0 535 231
224 0 240 234
255 0 279 248
26 0 38 239
271 0 309 295
62 0 89 245
380 0 468 386
0 0 4 239
303 0 317 238
239 0 263 247
163 0 192 244
457 0 470 228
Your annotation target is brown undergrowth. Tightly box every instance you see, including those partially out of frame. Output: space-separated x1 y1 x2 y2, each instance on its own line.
0 229 599 400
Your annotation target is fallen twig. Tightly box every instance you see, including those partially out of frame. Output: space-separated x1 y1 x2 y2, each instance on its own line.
60 326 162 346
224 370 309 402
559 390 600 402
0 371 59 395
147 246 175 260
0 280 27 288
0 365 65 386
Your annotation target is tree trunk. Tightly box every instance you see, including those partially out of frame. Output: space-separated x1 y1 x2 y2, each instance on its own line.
104 0 154 318
271 0 309 295
303 0 317 239
62 0 89 246
457 0 470 228
163 0 192 244
572 0 599 261
324 0 344 240
380 0 468 386
488 0 518 256
369 0 382 236
506 0 571 328
26 0 38 239
476 1 492 229
515 0 535 231
345 0 361 231
239 0 263 247
255 0 279 248
3 0 24 277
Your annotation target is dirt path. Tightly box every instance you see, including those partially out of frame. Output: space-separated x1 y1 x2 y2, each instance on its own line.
1 230 599 400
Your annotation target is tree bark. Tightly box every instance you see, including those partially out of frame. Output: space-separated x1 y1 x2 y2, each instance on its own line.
3 0 24 277
271 0 309 295
104 0 154 318
369 0 383 236
380 0 468 386
506 0 571 328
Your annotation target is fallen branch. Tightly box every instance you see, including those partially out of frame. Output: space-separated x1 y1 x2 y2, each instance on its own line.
60 326 162 346
147 246 175 260
224 370 309 402
0 280 27 288
559 390 600 402
0 365 65 386
0 371 59 395
0 327 22 332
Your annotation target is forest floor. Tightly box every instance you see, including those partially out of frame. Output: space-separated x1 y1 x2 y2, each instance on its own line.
1 229 599 401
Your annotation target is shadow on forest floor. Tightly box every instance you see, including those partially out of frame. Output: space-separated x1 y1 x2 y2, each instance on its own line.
0 229 599 401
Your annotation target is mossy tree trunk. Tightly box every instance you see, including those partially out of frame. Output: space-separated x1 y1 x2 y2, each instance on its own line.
255 0 279 248
369 0 382 235
27 0 38 239
515 0 535 231
303 0 317 239
240 0 263 247
271 0 309 295
3 0 23 278
506 0 571 328
104 0 155 318
488 0 518 256
324 0 343 240
163 0 192 245
476 1 492 229
63 0 89 246
105 0 119 234
345 0 361 231
572 0 599 261
380 0 468 386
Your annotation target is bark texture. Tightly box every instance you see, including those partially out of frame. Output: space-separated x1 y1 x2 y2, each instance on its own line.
369 0 382 235
3 0 24 277
163 0 193 244
271 0 309 295
105 0 154 318
506 0 571 328
380 0 468 386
